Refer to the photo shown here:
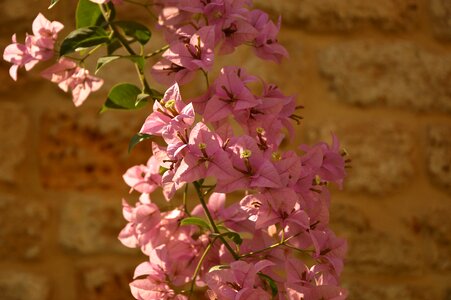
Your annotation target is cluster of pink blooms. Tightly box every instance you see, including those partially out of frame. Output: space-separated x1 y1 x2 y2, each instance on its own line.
151 0 288 85
3 13 103 106
3 13 63 81
119 0 349 299
3 0 349 298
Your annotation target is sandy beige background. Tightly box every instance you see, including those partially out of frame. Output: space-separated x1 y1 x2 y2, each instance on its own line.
0 0 450 299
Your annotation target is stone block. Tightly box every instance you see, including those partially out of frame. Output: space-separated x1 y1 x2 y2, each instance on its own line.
39 108 150 190
319 41 451 113
430 0 451 40
330 202 371 235
0 102 29 183
306 122 415 194
408 206 451 271
254 0 419 31
0 271 49 300
59 194 136 254
346 230 423 274
76 264 135 300
0 194 47 259
345 282 433 300
427 124 451 192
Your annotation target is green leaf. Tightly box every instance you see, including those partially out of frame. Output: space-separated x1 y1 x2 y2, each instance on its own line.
136 93 150 105
114 21 151 45
208 265 230 272
259 273 279 297
159 166 168 175
221 231 243 245
95 55 121 74
76 0 104 28
60 26 109 56
128 133 152 153
210 231 243 245
216 224 229 232
107 38 122 55
101 83 147 112
180 217 211 231
48 0 61 9
96 55 145 74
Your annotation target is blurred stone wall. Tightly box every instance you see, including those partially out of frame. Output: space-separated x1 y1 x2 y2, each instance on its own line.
0 0 450 299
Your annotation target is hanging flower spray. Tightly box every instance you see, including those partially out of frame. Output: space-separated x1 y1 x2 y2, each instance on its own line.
3 0 351 298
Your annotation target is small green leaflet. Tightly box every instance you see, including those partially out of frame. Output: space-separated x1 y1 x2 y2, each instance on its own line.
48 0 60 9
180 217 211 231
101 83 147 112
107 38 122 55
96 56 121 74
95 55 145 74
59 26 109 56
128 133 152 153
208 265 230 272
113 21 151 45
210 231 243 245
259 273 279 298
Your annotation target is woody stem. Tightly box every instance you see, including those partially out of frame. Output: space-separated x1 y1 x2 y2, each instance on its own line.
193 181 239 260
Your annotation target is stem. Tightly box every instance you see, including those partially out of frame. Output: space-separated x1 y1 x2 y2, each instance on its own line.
145 45 170 58
193 181 239 260
239 232 307 259
187 241 214 299
239 241 283 259
80 43 104 64
202 69 210 88
283 243 313 255
183 184 191 216
99 4 152 93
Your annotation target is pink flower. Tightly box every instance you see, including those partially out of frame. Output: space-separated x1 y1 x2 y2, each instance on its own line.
172 122 238 184
41 58 104 107
240 188 310 230
140 83 194 137
286 284 348 300
164 26 215 71
130 252 188 300
118 200 161 249
29 13 64 60
123 156 162 194
249 10 288 63
217 17 258 54
203 67 260 122
215 135 282 193
206 260 274 300
3 34 38 81
300 134 346 187
153 27 215 85
3 13 63 81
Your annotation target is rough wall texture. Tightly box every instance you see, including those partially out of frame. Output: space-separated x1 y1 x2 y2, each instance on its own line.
0 0 450 299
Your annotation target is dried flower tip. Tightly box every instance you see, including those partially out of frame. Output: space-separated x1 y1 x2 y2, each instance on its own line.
341 148 349 157
272 152 281 160
314 175 322 186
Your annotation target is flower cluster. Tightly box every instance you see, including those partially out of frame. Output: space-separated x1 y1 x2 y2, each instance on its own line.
118 1 350 297
3 13 103 107
3 13 63 81
41 58 104 107
152 0 288 85
3 0 349 298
